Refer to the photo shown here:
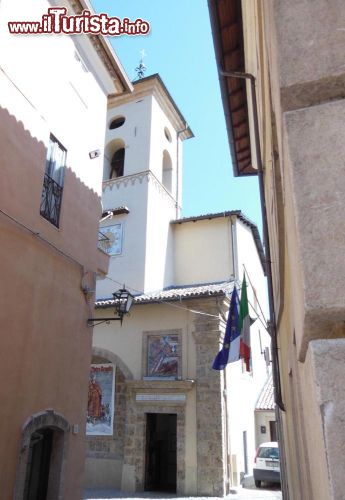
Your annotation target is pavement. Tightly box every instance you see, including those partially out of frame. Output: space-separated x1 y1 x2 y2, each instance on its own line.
84 485 282 500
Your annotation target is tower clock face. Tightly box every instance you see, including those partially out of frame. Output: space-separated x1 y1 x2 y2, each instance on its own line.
100 224 123 255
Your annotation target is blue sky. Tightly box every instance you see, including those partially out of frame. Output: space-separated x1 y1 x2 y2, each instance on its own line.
91 0 262 232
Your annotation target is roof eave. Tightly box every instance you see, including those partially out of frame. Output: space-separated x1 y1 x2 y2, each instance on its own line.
70 0 133 95
208 0 257 177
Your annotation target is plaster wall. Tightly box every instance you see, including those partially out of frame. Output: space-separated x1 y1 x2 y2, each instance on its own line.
92 303 196 381
100 85 184 295
144 175 176 292
223 219 270 486
238 2 345 497
235 219 270 393
98 170 177 297
98 176 149 297
0 2 130 496
149 94 179 202
104 96 152 179
0 0 107 194
254 411 276 447
174 217 234 286
0 0 112 274
0 217 93 499
89 218 267 494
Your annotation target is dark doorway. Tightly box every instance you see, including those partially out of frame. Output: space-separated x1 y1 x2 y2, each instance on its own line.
24 428 53 500
145 413 177 492
270 420 278 442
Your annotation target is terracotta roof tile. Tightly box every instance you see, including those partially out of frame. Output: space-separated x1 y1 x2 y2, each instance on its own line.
96 280 235 308
256 374 274 410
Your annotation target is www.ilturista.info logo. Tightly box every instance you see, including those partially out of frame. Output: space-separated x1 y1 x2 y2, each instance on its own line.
8 7 150 36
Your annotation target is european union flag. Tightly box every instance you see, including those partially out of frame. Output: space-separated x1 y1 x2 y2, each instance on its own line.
212 287 240 370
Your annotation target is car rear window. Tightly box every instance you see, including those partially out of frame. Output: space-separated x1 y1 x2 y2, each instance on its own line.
258 447 279 459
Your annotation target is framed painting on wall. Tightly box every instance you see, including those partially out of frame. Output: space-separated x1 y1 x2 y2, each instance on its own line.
146 333 180 378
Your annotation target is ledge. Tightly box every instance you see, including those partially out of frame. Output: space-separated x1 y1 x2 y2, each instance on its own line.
125 379 195 391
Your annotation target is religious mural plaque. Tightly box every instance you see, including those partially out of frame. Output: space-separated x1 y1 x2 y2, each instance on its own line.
86 363 115 436
147 334 179 378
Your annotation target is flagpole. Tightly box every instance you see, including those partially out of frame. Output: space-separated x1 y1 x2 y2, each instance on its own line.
242 264 268 329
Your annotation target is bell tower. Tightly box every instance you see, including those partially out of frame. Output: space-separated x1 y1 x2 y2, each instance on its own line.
97 74 193 298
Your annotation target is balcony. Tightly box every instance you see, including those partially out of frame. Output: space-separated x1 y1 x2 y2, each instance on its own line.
40 173 63 227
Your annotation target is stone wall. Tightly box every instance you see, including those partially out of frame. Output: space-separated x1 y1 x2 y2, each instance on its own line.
121 380 192 494
191 298 226 496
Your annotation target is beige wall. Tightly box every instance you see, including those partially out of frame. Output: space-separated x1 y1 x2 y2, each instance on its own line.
255 411 276 447
240 1 345 498
174 217 234 286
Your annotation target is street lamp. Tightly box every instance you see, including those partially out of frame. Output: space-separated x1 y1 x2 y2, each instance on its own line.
87 287 134 327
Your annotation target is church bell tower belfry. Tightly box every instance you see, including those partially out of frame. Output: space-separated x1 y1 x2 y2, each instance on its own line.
97 74 193 298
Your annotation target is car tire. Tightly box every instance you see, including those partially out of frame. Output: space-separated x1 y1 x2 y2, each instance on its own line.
255 480 261 488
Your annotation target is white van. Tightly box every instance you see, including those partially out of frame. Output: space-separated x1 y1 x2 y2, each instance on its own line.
253 441 281 488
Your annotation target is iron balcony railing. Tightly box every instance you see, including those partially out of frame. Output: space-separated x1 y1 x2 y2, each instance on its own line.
40 173 63 227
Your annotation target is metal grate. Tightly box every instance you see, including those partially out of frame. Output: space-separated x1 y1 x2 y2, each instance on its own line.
40 173 63 227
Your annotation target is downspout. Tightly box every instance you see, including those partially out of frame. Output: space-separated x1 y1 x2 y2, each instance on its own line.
220 70 285 413
176 125 188 218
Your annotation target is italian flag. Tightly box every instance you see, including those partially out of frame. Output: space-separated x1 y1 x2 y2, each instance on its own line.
239 275 251 371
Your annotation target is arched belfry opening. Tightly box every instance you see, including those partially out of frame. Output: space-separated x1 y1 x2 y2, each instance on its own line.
162 150 172 193
104 139 126 180
111 148 125 178
15 410 70 500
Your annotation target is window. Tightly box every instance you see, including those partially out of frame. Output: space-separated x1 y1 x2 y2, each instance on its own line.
164 127 172 142
162 150 172 192
109 116 126 130
257 446 279 459
40 135 66 227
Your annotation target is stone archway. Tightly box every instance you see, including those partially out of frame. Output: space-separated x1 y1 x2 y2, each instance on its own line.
14 410 70 500
85 347 133 490
92 346 134 380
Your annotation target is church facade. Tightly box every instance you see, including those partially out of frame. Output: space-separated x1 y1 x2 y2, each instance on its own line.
85 75 271 495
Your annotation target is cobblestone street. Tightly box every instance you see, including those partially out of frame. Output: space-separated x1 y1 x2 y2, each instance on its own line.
84 485 282 500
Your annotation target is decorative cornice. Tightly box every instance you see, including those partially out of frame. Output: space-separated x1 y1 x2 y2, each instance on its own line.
102 170 176 208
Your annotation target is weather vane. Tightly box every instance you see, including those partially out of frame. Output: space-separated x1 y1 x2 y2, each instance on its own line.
135 49 147 79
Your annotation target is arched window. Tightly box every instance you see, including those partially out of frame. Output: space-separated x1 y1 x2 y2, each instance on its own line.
109 116 126 130
110 148 125 178
162 150 172 193
104 139 126 180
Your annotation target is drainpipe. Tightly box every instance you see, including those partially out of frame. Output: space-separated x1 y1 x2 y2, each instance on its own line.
176 124 188 218
220 70 285 413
